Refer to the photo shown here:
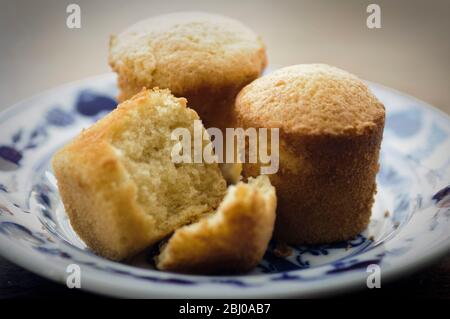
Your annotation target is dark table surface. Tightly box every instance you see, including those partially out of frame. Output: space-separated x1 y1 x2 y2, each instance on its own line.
1 253 449 299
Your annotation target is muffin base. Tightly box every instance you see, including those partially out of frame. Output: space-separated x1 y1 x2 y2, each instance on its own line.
242 120 383 244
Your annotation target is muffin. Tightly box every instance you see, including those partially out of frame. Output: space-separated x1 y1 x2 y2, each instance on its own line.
156 175 276 274
234 64 385 244
109 11 267 131
52 88 227 260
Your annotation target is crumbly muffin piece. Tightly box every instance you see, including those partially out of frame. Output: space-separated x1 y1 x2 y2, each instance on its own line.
52 88 227 260
235 64 385 244
156 175 276 274
109 11 267 130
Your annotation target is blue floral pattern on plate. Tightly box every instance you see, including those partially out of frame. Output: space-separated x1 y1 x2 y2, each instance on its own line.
0 73 449 298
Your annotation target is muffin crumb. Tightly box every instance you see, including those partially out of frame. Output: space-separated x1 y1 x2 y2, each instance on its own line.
273 241 292 257
156 176 277 274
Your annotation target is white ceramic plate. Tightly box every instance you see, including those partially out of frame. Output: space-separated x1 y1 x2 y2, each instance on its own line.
0 73 449 298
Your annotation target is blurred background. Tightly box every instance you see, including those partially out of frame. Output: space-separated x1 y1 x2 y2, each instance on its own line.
0 0 449 113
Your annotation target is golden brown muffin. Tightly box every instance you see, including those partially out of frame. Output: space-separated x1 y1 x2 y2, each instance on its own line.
52 88 227 260
156 175 276 274
234 64 385 244
109 11 267 131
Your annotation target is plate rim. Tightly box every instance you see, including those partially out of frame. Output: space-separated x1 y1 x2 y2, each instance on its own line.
0 229 448 298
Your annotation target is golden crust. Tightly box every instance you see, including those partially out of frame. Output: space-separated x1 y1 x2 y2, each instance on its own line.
52 139 155 260
235 64 385 136
109 11 267 130
235 64 385 244
156 175 276 274
52 88 227 260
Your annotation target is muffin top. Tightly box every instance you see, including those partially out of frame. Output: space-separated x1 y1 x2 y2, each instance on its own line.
235 64 385 135
109 12 267 95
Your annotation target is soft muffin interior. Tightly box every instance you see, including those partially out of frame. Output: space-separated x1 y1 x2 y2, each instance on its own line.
110 92 226 233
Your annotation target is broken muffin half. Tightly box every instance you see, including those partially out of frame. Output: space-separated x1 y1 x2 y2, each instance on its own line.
52 88 276 273
52 89 227 260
